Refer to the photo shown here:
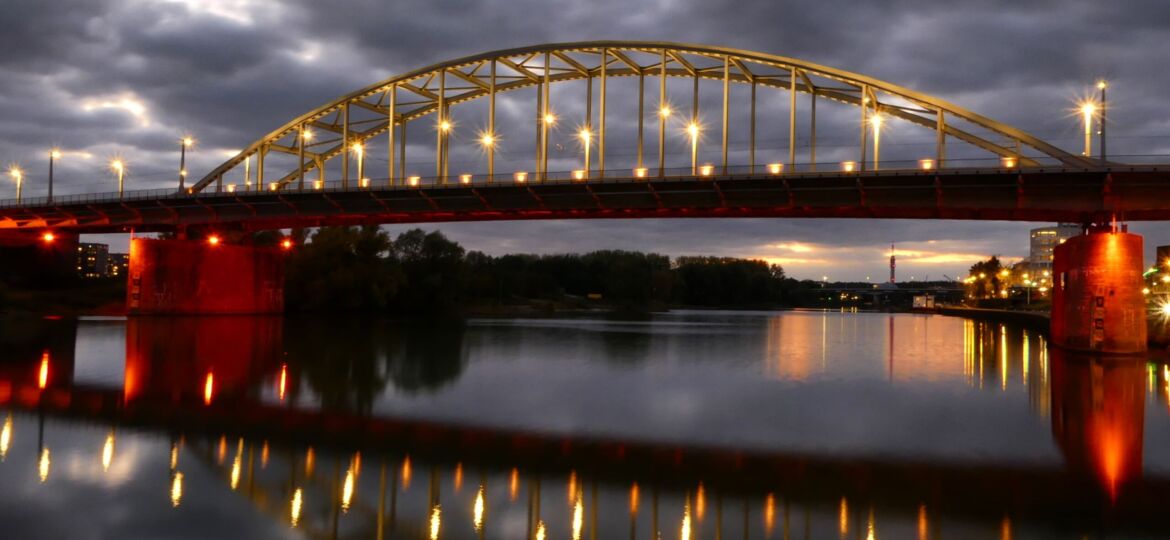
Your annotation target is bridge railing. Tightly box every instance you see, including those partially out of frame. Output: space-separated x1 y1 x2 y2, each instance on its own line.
1 157 1168 209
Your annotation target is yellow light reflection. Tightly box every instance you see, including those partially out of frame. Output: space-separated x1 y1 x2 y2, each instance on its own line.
291 487 303 527
0 414 12 461
629 483 639 515
305 447 315 476
917 505 928 540
535 520 546 540
568 470 577 503
509 467 519 501
429 505 441 540
171 472 184 508
102 431 115 472
342 463 355 512
230 454 242 490
38 447 50 482
402 456 411 489
1000 516 1011 540
572 496 584 540
203 372 214 405
681 502 692 540
261 441 269 469
170 441 179 471
217 435 227 464
454 462 463 492
473 484 485 532
839 498 849 537
695 483 705 520
764 493 776 536
866 508 876 540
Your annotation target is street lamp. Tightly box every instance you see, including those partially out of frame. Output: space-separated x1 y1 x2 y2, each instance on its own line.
479 132 495 182
1079 102 1096 157
579 128 592 179
869 113 883 170
179 136 194 190
687 122 701 175
9 166 23 203
1097 80 1108 162
111 159 125 199
352 142 364 186
48 149 60 204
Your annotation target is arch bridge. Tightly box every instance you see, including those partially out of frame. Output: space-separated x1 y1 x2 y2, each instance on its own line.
2 41 1169 233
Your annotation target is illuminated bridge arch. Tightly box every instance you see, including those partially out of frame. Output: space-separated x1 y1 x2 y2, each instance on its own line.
194 41 1088 193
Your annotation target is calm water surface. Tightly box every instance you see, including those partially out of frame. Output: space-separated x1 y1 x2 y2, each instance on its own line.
0 310 1168 539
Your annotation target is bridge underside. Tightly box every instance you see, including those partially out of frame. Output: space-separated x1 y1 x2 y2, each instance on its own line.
2 169 1168 233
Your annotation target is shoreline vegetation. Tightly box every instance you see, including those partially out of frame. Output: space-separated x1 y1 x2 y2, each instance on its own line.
0 226 947 318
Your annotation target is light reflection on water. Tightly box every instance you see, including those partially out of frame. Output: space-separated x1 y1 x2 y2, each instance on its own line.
0 311 1167 538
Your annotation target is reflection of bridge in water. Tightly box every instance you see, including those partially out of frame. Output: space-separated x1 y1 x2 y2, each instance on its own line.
0 316 1169 537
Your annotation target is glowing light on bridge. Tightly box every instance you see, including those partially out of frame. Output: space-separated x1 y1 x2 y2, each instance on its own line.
439 120 453 132
514 171 528 183
281 239 293 251
203 371 214 404
38 447 50 482
479 133 495 147
633 167 648 178
408 176 420 187
767 163 784 175
38 352 49 389
102 431 116 472
226 184 236 193
0 414 11 461
1001 156 1018 168
110 159 125 198
460 174 472 185
919 159 935 171
1079 101 1097 157
687 122 702 174
171 472 184 507
429 505 441 540
842 161 857 173
8 166 23 203
290 487 303 527
659 106 671 118
207 235 220 247
473 483 485 531
870 113 884 169
699 164 714 176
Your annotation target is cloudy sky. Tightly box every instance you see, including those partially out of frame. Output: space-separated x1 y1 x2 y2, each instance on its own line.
4 0 1170 280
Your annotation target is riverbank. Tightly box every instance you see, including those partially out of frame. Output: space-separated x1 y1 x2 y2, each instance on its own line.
924 306 1051 333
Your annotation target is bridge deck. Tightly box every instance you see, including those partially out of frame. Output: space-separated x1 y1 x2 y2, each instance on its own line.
2 167 1170 232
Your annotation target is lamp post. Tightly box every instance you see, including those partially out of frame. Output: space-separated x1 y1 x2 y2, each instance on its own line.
541 114 555 181
179 137 194 190
687 122 700 175
9 167 22 203
579 128 591 179
1080 102 1096 158
479 133 495 182
111 159 125 199
1097 80 1107 162
48 149 60 204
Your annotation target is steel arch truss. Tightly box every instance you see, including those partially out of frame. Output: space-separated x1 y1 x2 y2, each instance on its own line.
191 41 1090 193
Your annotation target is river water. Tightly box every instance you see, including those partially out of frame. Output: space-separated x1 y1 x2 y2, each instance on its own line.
0 310 1168 539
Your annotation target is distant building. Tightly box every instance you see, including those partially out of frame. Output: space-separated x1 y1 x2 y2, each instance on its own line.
1028 223 1081 271
77 243 109 278
107 253 129 278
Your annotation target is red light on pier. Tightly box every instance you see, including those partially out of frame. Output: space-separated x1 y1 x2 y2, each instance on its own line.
207 235 220 246
281 239 293 250
41 232 55 243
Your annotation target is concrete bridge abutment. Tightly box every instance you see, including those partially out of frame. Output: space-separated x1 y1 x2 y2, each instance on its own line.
1051 226 1147 354
127 237 284 315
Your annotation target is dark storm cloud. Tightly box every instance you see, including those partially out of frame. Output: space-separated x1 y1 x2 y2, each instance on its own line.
5 0 1170 277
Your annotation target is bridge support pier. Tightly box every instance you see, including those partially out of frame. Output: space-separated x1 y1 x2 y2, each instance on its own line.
127 238 284 315
1051 226 1147 354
